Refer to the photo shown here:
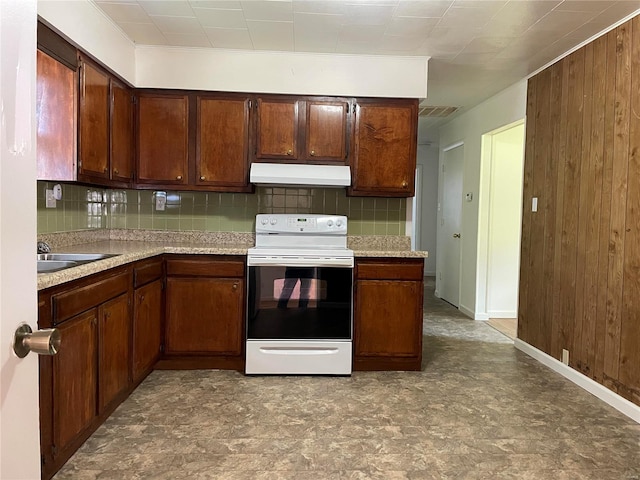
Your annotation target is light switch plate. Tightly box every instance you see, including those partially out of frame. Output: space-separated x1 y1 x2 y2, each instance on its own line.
45 189 57 208
155 191 166 211
532 197 538 212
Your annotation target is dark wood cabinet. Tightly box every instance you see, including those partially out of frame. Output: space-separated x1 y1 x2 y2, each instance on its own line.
132 257 164 383
98 293 130 412
196 96 252 191
255 98 298 160
78 58 110 180
255 97 350 164
137 93 189 186
36 50 77 181
110 79 134 184
52 309 97 455
164 256 244 368
349 99 418 197
303 100 349 162
354 258 424 371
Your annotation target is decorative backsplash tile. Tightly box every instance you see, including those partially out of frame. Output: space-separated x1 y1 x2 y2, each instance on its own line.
37 182 406 236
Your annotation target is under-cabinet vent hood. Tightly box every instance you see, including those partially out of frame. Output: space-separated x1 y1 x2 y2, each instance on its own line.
250 163 351 188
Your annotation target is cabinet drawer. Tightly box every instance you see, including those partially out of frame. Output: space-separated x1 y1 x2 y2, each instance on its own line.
52 271 129 324
356 259 423 281
166 257 244 277
133 258 163 287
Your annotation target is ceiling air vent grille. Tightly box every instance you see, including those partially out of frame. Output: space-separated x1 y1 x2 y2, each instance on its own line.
418 106 459 117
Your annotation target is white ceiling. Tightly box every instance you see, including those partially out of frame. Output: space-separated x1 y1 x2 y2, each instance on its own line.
91 0 640 142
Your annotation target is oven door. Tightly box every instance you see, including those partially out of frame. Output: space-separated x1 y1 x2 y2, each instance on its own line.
246 255 353 374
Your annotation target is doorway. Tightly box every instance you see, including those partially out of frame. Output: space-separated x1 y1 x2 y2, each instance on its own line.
438 142 464 307
483 122 525 339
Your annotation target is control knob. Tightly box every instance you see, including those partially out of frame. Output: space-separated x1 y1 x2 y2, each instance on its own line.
261 218 268 225
270 217 277 225
327 220 334 227
336 219 343 227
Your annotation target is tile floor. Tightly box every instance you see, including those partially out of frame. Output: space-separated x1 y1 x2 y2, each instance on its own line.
54 284 640 480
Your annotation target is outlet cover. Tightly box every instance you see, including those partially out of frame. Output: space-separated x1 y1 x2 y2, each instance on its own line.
45 189 57 208
155 191 166 211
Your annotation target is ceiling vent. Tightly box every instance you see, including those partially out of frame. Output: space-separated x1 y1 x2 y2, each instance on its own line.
418 106 459 117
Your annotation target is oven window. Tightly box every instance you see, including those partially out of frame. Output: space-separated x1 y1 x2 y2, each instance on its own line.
247 266 352 340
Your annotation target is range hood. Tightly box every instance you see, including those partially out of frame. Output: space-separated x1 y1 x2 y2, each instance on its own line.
250 163 351 188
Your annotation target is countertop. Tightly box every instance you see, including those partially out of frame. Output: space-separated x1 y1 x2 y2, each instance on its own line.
37 233 428 290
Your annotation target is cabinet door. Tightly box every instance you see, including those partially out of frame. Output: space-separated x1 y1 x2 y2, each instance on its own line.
256 98 298 160
166 277 243 354
110 80 134 183
196 96 251 190
355 279 422 358
53 309 97 453
137 94 189 185
98 293 130 412
303 101 348 162
78 59 109 179
36 50 77 181
133 279 163 382
350 101 418 197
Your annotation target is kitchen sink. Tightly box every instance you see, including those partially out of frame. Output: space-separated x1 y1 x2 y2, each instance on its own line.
37 253 120 273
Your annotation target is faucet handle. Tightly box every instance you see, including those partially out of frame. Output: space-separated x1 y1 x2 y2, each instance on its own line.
37 241 51 254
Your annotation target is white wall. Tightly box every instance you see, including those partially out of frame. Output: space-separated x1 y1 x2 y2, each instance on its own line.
485 124 525 318
37 0 135 83
438 80 527 319
416 144 439 275
135 46 428 97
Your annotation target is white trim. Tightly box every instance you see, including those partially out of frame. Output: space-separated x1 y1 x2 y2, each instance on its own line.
459 303 476 320
424 270 436 276
487 310 517 319
443 140 464 152
527 9 640 80
514 339 640 424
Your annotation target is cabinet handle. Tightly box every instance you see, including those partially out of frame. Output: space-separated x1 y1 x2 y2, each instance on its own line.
401 180 408 188
176 175 183 181
200 176 206 181
140 294 145 302
114 168 119 175
232 283 238 291
310 150 316 156
286 149 293 156
103 167 108 173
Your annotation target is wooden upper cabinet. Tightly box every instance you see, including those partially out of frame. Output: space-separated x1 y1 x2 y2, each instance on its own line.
256 98 298 160
78 58 110 180
196 96 251 191
137 94 189 185
110 80 134 183
349 100 418 197
36 50 77 181
303 101 348 162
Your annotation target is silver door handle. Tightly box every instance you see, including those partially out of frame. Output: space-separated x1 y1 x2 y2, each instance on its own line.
13 324 60 358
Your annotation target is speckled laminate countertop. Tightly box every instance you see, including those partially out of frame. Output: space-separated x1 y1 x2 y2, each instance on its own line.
37 230 428 290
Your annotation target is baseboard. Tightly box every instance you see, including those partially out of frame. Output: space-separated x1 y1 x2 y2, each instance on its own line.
424 270 436 276
514 339 640 424
487 310 517 319
459 303 487 320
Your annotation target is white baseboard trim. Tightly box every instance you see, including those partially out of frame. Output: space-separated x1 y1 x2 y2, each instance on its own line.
424 270 436 276
487 310 517 319
514 339 640 424
459 304 485 320
434 290 440 298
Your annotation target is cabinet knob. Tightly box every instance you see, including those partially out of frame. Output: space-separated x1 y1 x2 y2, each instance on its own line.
176 175 183 181
200 176 206 181
232 283 238 291
140 294 145 302
401 180 408 188
310 150 316 156
113 168 119 175
103 167 108 173
286 149 293 156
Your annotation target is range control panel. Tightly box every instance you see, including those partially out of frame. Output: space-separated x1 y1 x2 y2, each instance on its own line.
255 214 347 234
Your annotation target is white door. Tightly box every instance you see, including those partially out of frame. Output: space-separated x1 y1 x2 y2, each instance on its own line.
0 1 41 478
440 144 464 307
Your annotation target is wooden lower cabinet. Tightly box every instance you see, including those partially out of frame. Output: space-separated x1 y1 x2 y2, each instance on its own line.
132 279 163 382
52 309 97 453
98 293 130 412
162 255 245 369
353 258 424 371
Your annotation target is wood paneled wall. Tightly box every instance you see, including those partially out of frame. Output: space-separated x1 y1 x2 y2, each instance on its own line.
519 16 640 407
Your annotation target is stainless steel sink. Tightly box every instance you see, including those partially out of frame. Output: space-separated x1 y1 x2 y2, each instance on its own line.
37 253 119 262
37 253 120 273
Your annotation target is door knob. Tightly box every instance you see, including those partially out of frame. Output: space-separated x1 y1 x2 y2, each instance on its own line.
453 233 461 238
13 324 61 358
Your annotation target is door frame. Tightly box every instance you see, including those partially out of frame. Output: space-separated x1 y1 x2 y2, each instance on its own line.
435 140 464 305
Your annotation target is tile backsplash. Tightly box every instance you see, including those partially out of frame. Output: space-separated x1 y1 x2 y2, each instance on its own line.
37 182 406 236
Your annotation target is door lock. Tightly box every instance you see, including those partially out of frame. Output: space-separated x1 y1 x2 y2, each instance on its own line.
13 324 61 358
453 233 461 238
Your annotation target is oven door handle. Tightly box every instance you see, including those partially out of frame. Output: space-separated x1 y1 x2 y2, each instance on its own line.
247 256 354 268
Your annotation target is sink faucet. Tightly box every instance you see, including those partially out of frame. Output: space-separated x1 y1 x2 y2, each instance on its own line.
37 241 51 254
